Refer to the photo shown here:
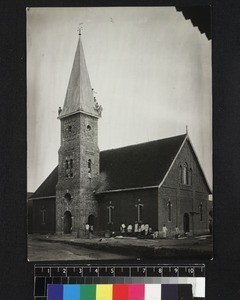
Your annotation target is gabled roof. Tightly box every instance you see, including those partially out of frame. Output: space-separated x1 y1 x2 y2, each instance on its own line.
29 133 211 198
99 134 187 192
184 136 212 194
29 166 58 200
59 36 100 119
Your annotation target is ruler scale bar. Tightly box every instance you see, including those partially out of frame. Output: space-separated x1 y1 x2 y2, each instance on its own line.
34 265 205 300
35 265 205 277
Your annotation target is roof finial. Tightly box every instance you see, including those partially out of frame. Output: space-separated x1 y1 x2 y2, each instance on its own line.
77 23 83 36
186 125 188 134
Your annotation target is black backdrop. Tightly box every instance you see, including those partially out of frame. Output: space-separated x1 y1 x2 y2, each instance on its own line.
1 0 240 299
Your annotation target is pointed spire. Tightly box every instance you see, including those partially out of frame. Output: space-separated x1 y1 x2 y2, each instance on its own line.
59 33 102 119
77 23 83 36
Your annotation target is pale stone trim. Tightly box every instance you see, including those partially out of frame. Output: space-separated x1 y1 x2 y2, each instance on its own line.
28 195 56 201
58 109 99 120
95 185 158 195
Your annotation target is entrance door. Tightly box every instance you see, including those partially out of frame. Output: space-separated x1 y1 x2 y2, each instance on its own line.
183 213 190 233
63 211 72 234
88 214 95 226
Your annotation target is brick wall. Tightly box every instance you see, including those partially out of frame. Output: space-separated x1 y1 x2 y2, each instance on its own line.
32 198 56 233
158 139 210 235
97 188 158 232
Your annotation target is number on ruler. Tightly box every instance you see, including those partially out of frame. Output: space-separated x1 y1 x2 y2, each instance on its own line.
142 268 146 274
158 268 163 274
63 268 67 274
174 267 179 274
110 268 114 274
188 268 194 274
78 268 82 274
95 268 98 274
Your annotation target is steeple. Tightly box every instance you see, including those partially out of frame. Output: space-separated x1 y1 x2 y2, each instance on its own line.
59 34 102 119
56 32 101 235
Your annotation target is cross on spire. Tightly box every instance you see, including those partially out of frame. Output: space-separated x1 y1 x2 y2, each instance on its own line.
77 23 83 35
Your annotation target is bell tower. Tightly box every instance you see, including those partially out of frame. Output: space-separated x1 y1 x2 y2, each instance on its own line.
56 32 102 234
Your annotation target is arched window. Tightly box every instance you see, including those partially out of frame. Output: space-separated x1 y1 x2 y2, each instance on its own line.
167 201 172 222
65 160 69 177
107 202 114 224
65 159 73 178
135 199 143 223
40 206 46 225
64 192 72 203
88 159 92 178
69 159 73 177
199 203 203 221
139 205 143 222
182 162 188 185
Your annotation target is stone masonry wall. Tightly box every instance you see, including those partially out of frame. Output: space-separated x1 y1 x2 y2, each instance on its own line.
56 113 99 235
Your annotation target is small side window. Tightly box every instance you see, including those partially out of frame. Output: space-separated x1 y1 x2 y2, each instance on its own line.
88 159 92 178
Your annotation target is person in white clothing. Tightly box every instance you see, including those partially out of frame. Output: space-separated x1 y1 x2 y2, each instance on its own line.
144 223 149 236
85 223 90 238
162 224 168 238
134 221 138 234
120 223 126 234
127 224 133 233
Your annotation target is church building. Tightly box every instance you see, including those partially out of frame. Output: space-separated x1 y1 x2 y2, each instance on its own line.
28 34 211 237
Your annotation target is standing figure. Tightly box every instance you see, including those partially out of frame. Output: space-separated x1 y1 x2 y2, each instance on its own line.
138 223 142 238
175 226 180 239
162 224 168 238
120 223 126 234
141 223 145 236
134 221 138 235
85 223 90 238
127 224 133 234
89 224 94 239
144 223 149 236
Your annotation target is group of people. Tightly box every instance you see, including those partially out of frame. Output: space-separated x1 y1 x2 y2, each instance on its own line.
119 222 180 239
85 223 94 239
85 221 181 239
162 224 180 239
120 221 153 237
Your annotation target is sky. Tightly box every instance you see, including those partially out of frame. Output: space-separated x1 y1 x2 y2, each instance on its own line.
27 7 212 192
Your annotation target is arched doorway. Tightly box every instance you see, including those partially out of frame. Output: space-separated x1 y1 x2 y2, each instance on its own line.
63 211 72 234
183 213 190 233
88 214 95 226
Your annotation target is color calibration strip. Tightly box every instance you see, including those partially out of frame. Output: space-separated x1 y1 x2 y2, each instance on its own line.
34 265 205 300
48 284 193 300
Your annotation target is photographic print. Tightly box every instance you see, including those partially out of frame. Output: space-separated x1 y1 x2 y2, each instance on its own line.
27 7 212 261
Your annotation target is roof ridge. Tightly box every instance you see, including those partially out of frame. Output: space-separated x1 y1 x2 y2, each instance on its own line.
100 133 187 153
